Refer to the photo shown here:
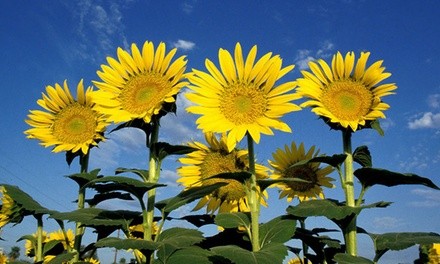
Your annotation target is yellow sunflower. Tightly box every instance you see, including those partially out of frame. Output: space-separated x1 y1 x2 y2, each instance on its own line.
25 231 49 257
269 142 334 202
92 40 188 123
47 229 75 250
177 132 269 213
0 186 14 228
0 252 7 264
25 80 108 155
186 43 302 151
296 51 397 131
429 243 440 264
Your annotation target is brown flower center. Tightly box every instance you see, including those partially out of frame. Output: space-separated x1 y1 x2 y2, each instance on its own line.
283 165 318 192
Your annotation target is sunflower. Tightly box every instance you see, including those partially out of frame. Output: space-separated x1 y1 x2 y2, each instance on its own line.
296 51 397 132
25 231 49 257
25 80 107 155
0 252 7 264
47 229 75 250
92 40 188 124
269 142 334 202
186 43 301 151
429 243 440 264
0 186 14 228
177 132 269 213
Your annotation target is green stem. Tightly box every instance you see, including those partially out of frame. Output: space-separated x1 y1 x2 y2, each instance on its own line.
35 215 43 262
73 153 89 262
246 133 260 252
342 130 357 256
356 185 368 207
299 218 309 264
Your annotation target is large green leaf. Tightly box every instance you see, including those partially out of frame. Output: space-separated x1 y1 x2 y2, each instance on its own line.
286 154 347 169
2 184 53 216
155 246 215 264
95 237 158 251
46 252 76 264
66 169 101 188
257 178 309 192
85 192 133 207
83 176 166 199
115 167 149 181
211 243 288 264
259 216 296 247
156 228 206 263
354 167 440 189
353 146 372 167
215 212 251 230
50 208 140 227
156 182 227 213
333 253 374 264
151 142 197 161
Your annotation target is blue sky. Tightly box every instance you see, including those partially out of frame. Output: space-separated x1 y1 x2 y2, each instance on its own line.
1 0 439 263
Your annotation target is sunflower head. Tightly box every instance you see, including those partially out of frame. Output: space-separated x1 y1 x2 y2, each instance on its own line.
177 132 269 213
92 40 188 125
186 42 302 151
269 142 334 202
296 51 397 132
0 186 23 228
47 229 75 250
25 80 108 155
25 231 49 257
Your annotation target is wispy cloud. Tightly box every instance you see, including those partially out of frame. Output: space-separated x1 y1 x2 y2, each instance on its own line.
181 1 196 14
427 94 440 108
294 40 335 70
408 112 440 129
172 40 196 51
372 216 405 230
409 188 440 207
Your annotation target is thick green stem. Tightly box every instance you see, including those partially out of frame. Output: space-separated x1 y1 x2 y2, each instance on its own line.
35 215 43 262
246 133 260 252
73 153 89 262
342 130 357 256
299 219 309 264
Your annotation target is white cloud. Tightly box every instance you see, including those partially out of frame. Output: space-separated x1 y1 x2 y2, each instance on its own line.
294 41 335 70
427 94 440 108
172 40 196 51
181 2 194 14
409 188 440 207
408 112 440 129
372 216 405 230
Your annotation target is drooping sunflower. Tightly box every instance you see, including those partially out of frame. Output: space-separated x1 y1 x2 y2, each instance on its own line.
186 43 302 151
25 80 108 155
269 142 334 202
0 187 14 228
296 51 397 132
177 132 269 213
92 41 188 124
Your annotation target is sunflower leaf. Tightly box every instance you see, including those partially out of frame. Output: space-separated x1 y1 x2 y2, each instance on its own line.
1 184 53 216
288 154 347 169
353 145 372 167
50 208 140 227
215 212 251 229
156 182 227 213
46 252 76 264
205 171 253 183
151 142 198 161
158 246 214 264
259 215 296 247
95 237 158 251
333 253 374 264
66 169 101 188
257 178 310 191
354 167 440 189
115 167 149 181
211 243 288 264
85 192 134 207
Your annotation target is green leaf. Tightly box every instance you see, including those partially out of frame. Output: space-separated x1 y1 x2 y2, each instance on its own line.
66 169 101 188
85 192 133 207
115 167 149 181
215 212 251 229
95 237 158 251
2 184 53 216
50 208 140 227
353 146 372 167
211 243 288 264
156 182 227 213
206 171 252 183
83 176 166 199
354 167 440 189
257 178 310 191
157 246 214 264
46 252 76 264
287 154 347 169
151 142 197 161
333 253 374 264
370 119 384 136
259 216 296 247
156 228 206 263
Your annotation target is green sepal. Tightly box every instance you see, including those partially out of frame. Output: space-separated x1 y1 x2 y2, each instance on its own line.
211 243 288 264
151 142 197 161
354 167 440 189
370 119 384 136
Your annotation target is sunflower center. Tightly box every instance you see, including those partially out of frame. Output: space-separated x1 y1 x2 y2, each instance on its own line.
283 165 317 192
52 103 97 144
322 80 373 121
200 152 247 201
120 73 170 115
220 84 267 125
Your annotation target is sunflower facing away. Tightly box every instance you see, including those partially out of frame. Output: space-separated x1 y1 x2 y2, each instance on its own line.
177 132 269 213
0 186 14 228
92 40 188 124
25 80 107 155
296 51 397 132
269 142 334 202
186 43 302 151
